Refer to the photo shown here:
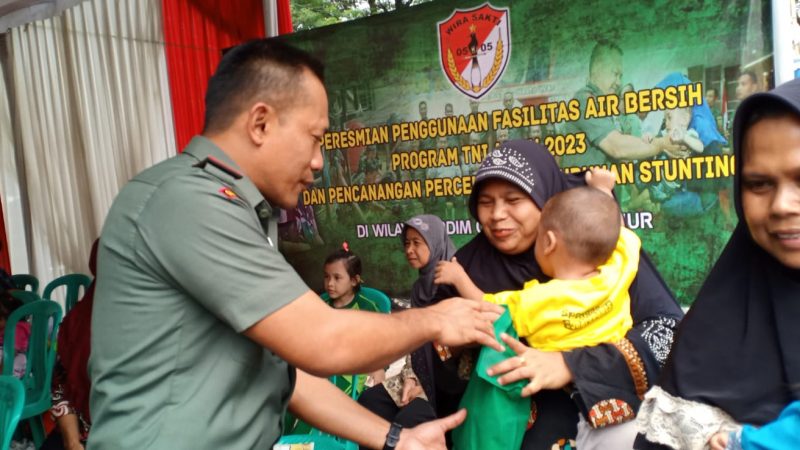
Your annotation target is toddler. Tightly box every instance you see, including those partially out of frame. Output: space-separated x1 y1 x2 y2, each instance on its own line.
436 181 640 353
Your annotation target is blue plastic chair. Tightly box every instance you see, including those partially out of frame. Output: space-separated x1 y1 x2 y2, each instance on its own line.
10 275 38 296
0 376 24 450
42 273 91 314
2 300 63 447
276 433 351 450
358 286 392 313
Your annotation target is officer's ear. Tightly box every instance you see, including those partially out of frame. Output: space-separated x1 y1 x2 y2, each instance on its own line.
247 101 277 146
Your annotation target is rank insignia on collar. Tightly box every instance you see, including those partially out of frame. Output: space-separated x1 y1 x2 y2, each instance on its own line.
194 156 243 179
219 187 238 200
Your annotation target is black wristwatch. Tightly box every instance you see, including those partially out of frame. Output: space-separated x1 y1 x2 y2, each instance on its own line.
383 422 403 450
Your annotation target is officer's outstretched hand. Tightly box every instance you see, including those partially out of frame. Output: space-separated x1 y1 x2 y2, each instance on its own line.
396 409 467 450
428 297 503 351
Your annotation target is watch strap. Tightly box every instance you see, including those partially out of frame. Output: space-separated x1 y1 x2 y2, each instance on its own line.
383 421 403 450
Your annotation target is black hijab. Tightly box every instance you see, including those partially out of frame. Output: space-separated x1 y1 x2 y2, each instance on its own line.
457 140 587 292
403 215 456 308
446 139 679 324
656 80 800 424
453 139 680 346
428 140 680 419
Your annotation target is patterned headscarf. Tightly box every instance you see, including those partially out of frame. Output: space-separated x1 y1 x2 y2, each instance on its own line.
468 139 574 219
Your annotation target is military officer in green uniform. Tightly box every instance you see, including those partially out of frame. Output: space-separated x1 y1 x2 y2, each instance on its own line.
502 91 528 141
561 40 685 169
705 86 724 133
89 40 502 450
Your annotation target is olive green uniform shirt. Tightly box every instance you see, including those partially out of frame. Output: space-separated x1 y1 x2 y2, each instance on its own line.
562 83 621 168
89 136 309 449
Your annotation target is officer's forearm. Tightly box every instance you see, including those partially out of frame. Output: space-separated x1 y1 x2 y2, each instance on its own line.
243 291 438 377
599 131 661 159
290 369 388 449
300 306 444 376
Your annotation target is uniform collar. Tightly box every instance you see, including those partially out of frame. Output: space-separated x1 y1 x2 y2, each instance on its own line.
183 136 269 210
586 82 604 96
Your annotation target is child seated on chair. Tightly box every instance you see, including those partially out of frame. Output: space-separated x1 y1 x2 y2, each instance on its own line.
0 292 31 378
322 245 386 390
435 176 641 446
283 245 389 437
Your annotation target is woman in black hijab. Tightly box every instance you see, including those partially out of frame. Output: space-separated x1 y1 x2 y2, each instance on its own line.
635 80 800 449
430 140 684 450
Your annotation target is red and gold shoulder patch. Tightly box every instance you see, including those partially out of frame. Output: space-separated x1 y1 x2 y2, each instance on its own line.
218 187 238 200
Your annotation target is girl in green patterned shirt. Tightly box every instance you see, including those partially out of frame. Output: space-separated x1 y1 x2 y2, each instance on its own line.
323 246 386 392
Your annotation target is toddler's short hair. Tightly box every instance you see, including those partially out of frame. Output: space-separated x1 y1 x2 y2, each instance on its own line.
540 187 621 267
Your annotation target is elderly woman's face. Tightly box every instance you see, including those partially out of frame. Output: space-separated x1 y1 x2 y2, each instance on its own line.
741 115 800 269
404 227 431 269
477 179 541 255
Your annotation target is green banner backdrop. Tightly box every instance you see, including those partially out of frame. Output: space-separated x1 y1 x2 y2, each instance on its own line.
280 0 773 305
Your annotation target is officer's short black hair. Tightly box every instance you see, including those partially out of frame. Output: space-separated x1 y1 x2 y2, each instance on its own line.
204 39 325 134
740 70 757 85
589 39 622 72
